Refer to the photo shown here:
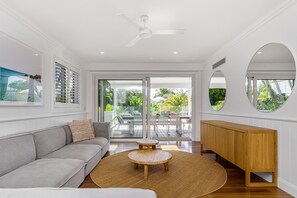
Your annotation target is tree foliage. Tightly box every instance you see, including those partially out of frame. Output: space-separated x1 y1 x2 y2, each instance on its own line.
125 90 143 110
209 88 226 110
162 90 188 114
257 81 288 111
98 80 114 112
154 88 175 99
8 80 28 92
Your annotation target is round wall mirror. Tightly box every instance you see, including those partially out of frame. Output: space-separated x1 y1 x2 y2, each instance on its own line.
246 43 296 112
209 71 227 111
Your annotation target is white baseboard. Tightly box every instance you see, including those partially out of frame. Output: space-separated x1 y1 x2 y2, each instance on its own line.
279 177 297 197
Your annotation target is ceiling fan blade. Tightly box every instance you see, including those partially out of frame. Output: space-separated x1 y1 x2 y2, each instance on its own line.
152 29 185 35
127 35 141 47
118 14 142 29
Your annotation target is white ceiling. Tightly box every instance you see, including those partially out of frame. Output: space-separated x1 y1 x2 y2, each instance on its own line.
3 0 284 64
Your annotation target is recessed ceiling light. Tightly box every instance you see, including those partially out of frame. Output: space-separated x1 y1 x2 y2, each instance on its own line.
173 51 178 55
34 53 39 56
100 51 105 55
257 51 262 54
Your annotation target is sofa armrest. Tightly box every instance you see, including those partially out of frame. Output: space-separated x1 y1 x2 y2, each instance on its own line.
93 122 110 141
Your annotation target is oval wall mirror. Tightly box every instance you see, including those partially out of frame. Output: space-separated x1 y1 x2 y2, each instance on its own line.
209 71 227 111
246 43 296 112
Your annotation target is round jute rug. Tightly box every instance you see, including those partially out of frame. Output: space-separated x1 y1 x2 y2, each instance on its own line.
90 150 227 198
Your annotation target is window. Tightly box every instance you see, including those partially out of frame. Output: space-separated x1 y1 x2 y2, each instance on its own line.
55 62 79 104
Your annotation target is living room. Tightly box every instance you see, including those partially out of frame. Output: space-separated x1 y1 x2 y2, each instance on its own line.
0 0 297 197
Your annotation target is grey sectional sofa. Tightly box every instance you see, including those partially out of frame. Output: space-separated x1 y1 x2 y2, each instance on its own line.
0 122 110 188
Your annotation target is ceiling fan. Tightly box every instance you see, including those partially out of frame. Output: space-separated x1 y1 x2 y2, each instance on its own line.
119 14 185 47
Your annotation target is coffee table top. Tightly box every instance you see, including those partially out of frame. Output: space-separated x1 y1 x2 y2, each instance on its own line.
128 150 172 165
136 139 159 146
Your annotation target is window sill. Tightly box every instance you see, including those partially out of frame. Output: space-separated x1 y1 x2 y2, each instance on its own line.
54 102 80 108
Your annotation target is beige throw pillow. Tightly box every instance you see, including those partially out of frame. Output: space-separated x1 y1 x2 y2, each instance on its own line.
73 119 95 136
68 120 95 143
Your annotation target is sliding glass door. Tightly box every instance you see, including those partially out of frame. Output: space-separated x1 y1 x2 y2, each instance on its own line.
148 77 192 141
98 79 145 139
97 76 193 140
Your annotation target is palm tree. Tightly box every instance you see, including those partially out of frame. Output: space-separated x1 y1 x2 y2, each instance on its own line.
162 90 188 114
154 88 175 99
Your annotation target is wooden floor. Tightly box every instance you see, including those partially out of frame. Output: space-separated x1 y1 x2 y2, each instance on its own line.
80 141 293 198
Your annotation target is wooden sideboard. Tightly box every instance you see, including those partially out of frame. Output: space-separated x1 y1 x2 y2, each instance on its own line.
200 120 277 187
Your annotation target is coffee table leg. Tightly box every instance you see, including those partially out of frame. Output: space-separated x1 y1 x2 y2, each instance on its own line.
139 145 143 150
164 162 169 171
134 163 138 169
152 145 156 149
144 165 148 180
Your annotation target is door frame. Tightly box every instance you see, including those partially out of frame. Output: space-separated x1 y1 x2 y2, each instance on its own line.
96 76 147 140
93 72 197 142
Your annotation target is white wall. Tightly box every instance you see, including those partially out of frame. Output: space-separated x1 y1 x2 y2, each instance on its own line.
0 3 87 137
84 63 203 141
201 1 297 196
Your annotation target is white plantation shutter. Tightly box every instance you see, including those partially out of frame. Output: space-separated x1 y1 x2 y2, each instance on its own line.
69 69 79 104
55 62 79 104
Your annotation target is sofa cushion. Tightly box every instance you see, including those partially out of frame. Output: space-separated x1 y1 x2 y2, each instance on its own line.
68 121 95 143
0 159 85 188
75 137 109 158
33 127 66 159
43 144 100 163
75 137 108 147
42 144 101 175
0 134 36 177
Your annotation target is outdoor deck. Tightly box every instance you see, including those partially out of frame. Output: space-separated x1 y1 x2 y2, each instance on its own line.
111 125 192 141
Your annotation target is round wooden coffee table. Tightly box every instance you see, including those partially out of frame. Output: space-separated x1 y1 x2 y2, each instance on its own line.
136 139 159 149
128 150 172 180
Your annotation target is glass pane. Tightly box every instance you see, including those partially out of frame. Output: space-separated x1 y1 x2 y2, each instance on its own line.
0 32 42 105
98 80 143 139
209 71 227 111
149 77 192 141
256 79 294 112
0 67 42 103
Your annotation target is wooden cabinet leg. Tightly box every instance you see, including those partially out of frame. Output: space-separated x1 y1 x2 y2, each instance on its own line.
272 171 278 186
245 171 251 187
200 144 203 156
